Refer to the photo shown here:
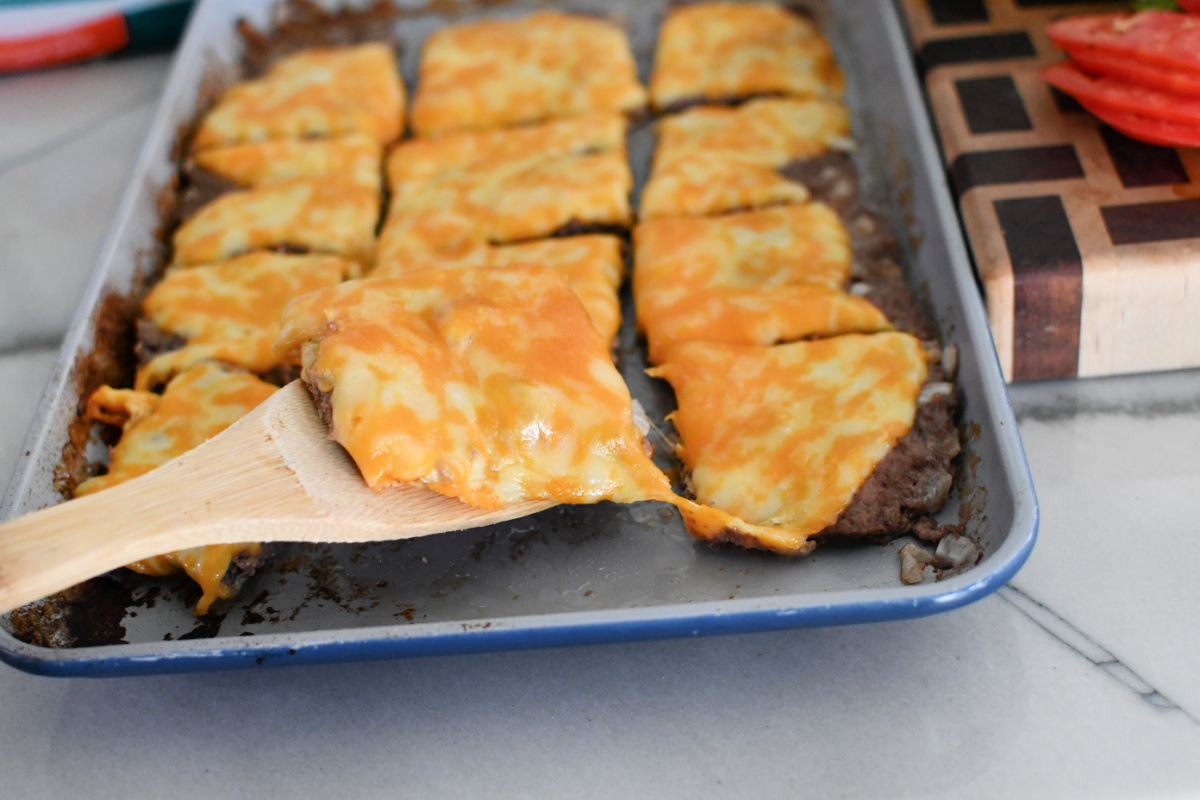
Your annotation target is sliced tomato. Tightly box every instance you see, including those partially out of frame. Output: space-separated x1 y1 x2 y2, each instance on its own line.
1048 12 1200 75
1041 60 1200 126
1077 97 1200 147
1067 48 1200 97
1180 0 1200 13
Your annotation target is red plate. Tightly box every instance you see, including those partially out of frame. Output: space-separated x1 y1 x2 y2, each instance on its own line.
1041 60 1200 126
1048 12 1200 75
1067 48 1200 97
1077 97 1200 147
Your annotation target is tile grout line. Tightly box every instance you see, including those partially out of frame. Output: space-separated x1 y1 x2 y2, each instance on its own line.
0 337 63 360
0 85 162 179
997 584 1199 726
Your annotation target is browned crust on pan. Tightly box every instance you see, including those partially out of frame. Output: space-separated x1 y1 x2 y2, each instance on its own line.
780 152 932 339
237 0 401 77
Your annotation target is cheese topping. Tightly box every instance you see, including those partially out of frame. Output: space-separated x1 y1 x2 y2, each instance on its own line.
371 235 625 345
76 363 277 614
192 134 383 193
640 97 850 220
172 177 380 268
649 1 845 110
410 11 647 137
377 114 631 265
192 43 405 150
274 266 676 509
649 334 928 554
634 204 889 361
137 253 356 390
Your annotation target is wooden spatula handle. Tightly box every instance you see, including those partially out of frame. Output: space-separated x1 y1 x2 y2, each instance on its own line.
0 435 310 615
0 382 557 615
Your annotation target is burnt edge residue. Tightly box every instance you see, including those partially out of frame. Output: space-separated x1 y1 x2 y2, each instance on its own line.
53 290 138 498
8 578 133 648
238 1 401 76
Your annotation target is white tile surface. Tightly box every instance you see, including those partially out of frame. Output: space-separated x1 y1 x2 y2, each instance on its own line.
1008 372 1200 715
1 51 1199 800
0 55 168 168
0 349 58 493
0 598 1198 800
0 56 167 351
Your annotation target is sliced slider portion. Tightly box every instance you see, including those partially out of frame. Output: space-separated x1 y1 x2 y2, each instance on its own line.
377 113 632 268
372 234 625 346
275 265 678 509
649 333 948 555
193 42 405 150
640 97 850 220
410 10 646 137
136 252 357 391
649 1 845 112
634 203 890 363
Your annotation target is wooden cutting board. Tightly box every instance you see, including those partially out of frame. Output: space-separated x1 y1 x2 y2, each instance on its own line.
899 0 1200 381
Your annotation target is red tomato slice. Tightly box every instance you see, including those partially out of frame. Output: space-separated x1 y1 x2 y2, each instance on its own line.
1040 60 1200 126
1048 12 1200 75
1078 98 1200 147
1068 48 1200 97
1180 0 1200 13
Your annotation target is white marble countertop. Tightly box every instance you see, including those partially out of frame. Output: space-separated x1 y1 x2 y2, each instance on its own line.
1 53 1199 800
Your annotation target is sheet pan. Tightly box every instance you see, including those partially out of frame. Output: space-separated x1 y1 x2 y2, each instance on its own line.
0 0 1038 677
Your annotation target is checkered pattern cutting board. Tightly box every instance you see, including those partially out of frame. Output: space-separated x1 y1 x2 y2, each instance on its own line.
899 0 1200 381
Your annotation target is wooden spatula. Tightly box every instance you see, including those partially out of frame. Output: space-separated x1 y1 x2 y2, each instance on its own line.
0 381 554 615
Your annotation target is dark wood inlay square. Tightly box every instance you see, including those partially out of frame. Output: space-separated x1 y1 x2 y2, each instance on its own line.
956 75 1033 134
951 145 1084 195
929 0 989 25
1099 126 1189 188
1050 87 1085 114
918 32 1037 75
994 195 1083 380
1102 198 1200 245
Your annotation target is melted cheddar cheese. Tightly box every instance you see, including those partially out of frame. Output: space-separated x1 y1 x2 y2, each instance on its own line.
634 204 889 361
648 334 928 555
649 1 845 110
410 11 647 137
192 134 383 193
76 363 278 614
136 253 356 390
640 97 850 220
171 177 380 268
192 43 405 150
274 266 676 509
377 114 632 266
371 235 624 345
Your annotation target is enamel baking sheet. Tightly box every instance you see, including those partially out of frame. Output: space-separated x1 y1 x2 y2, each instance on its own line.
0 0 1038 677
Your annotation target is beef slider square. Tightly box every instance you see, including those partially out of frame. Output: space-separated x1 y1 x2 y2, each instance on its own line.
273 265 683 510
171 177 380 269
410 10 646 137
650 333 957 555
633 203 891 363
371 234 625 347
640 97 850 220
193 42 404 150
649 1 844 112
376 114 632 267
135 252 356 391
